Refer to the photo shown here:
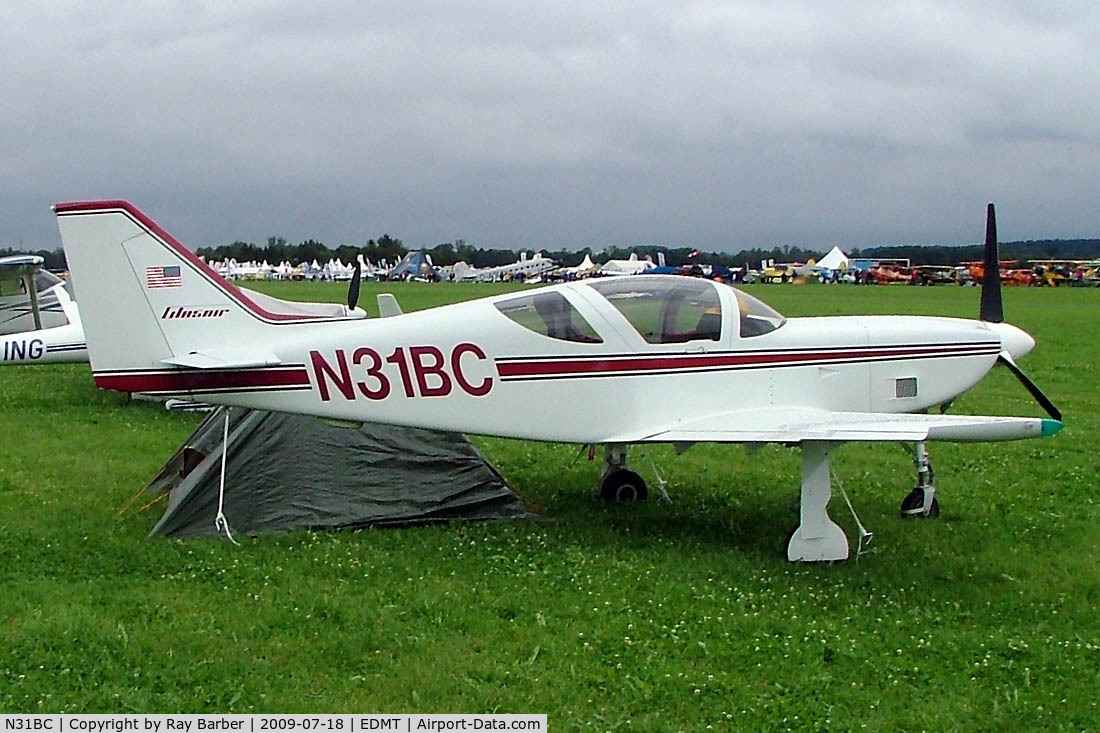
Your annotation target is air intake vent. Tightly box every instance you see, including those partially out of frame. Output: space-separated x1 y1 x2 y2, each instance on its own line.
895 377 918 398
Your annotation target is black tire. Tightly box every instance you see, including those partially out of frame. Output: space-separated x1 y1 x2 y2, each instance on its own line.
599 469 648 502
899 486 940 518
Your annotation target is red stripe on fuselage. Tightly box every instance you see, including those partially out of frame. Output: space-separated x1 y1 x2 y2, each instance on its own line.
496 344 998 378
93 367 310 393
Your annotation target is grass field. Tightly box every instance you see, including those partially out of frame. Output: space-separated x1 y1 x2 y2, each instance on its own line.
1 281 1097 730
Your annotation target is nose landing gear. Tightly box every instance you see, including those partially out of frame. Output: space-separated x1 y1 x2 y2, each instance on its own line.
900 442 940 518
598 444 648 502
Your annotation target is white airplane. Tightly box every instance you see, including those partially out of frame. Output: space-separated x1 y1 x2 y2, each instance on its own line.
453 252 557 283
598 252 656 276
55 200 1061 561
0 255 87 364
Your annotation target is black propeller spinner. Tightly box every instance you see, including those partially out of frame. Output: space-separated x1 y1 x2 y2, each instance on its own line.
347 257 362 312
980 203 1061 422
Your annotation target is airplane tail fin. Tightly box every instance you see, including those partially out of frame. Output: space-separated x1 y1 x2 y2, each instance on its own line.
54 200 359 393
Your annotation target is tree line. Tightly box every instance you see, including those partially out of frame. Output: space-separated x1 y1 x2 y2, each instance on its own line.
5 237 1100 273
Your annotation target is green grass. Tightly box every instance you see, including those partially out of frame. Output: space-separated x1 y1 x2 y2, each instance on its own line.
1 281 1098 730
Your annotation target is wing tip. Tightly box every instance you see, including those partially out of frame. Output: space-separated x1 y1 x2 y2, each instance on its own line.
1041 419 1064 437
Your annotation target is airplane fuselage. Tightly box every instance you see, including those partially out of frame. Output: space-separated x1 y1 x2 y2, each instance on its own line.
91 279 1005 444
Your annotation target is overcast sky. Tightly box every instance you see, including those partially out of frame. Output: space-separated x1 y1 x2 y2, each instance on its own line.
1 1 1098 253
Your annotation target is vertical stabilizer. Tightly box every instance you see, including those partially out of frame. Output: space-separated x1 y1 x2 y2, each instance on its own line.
54 200 360 393
55 201 179 373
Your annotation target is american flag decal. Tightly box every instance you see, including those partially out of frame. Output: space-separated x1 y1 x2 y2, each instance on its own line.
146 265 182 289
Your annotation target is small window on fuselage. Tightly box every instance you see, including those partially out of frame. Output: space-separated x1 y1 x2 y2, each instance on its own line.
587 277 722 344
729 287 786 337
495 291 603 343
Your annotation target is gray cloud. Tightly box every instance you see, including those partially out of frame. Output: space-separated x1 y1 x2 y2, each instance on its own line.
1 0 1098 252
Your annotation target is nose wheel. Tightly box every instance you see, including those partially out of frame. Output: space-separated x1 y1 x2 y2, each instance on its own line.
900 442 940 518
599 468 648 502
900 487 940 518
598 444 648 502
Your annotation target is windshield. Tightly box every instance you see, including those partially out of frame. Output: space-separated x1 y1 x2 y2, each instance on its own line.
727 285 786 337
587 277 722 344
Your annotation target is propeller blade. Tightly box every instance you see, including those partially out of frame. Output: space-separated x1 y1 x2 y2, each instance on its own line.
980 202 1003 323
347 257 362 311
997 352 1061 421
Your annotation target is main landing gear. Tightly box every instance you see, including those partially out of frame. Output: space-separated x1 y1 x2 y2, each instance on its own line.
595 440 940 563
786 440 943 561
787 441 850 562
598 444 648 502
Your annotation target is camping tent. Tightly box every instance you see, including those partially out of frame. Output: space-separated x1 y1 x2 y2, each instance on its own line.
817 246 849 271
145 407 527 538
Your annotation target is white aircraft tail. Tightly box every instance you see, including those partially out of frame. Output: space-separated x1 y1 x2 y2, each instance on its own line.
54 200 361 394
452 261 474 280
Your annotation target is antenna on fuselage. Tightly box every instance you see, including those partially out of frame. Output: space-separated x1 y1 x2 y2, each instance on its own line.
979 203 1003 323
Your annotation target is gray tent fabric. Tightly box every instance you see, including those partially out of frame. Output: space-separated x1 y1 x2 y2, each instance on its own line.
146 407 527 538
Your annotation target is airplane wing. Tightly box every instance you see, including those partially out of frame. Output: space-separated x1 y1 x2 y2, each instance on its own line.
612 407 1062 444
0 254 44 278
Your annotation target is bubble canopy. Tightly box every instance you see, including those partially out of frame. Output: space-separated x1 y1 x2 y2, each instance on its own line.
585 277 785 340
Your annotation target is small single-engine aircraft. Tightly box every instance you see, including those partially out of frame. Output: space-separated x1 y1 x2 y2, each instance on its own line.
55 200 1062 561
0 255 87 364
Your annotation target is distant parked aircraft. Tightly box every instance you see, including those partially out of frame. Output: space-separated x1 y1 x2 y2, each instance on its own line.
453 252 557 283
0 255 86 364
598 252 656 276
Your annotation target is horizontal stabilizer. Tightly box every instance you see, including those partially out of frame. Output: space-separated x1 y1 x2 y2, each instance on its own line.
161 348 282 370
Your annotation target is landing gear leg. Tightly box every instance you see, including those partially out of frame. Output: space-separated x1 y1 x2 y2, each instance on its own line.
787 441 849 562
900 441 940 518
598 444 648 502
